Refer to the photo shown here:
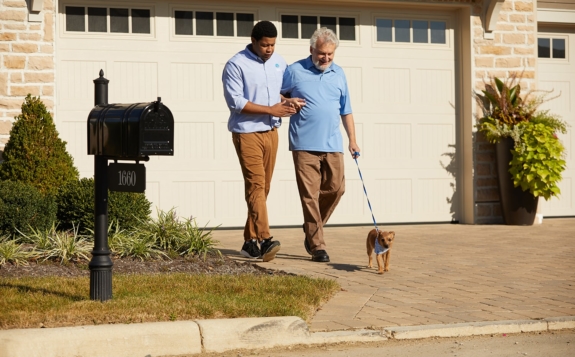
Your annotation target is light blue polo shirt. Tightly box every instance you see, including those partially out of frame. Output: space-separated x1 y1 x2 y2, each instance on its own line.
281 56 352 152
223 45 287 133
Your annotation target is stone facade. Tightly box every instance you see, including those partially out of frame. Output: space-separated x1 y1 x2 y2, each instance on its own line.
471 0 537 223
0 0 543 224
0 0 55 154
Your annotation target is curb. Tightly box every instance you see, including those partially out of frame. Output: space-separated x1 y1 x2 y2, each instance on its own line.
383 316 575 340
0 316 573 357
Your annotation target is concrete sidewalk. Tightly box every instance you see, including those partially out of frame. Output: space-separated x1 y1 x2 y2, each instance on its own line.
213 218 575 332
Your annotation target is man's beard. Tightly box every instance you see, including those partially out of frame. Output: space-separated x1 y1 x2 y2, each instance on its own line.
313 60 332 71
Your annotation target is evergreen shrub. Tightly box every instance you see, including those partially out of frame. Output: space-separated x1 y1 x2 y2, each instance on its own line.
57 178 152 235
0 95 79 196
0 180 57 237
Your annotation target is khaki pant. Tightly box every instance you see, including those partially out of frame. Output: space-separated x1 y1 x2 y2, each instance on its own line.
232 129 278 242
292 151 345 252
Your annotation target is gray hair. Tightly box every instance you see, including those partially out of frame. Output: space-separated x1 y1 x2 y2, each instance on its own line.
310 27 339 49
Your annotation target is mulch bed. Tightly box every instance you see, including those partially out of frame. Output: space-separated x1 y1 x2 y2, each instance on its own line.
0 253 290 278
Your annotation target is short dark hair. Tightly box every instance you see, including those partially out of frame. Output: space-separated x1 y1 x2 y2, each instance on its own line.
251 21 277 41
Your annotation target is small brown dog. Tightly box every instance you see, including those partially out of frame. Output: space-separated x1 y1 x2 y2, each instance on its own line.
366 229 395 274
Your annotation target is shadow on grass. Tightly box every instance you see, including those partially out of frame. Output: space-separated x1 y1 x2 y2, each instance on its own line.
0 282 86 301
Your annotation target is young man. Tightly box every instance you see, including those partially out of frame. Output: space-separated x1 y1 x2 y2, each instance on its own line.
281 27 361 262
222 21 304 262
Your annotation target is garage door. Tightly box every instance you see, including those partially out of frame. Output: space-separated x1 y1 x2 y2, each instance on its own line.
537 25 575 217
55 1 459 227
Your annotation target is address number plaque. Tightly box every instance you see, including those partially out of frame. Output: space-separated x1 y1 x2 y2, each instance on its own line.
108 163 146 193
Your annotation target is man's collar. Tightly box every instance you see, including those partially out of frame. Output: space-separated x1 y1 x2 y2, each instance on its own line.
245 44 265 62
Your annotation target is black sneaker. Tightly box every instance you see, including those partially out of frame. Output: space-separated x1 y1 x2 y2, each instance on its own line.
311 250 330 263
240 240 261 259
303 224 312 255
260 238 281 262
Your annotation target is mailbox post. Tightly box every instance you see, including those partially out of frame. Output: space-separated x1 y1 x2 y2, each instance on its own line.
90 70 112 301
87 70 174 301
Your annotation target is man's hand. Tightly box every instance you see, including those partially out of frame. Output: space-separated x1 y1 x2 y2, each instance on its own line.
349 143 361 159
269 101 297 117
284 98 306 112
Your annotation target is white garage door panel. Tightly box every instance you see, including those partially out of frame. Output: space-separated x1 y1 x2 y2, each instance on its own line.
538 27 575 217
56 3 459 227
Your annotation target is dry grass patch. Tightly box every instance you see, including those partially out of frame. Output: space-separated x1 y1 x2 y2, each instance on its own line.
0 274 339 330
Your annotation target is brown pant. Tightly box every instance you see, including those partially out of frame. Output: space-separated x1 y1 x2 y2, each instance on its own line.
232 129 278 242
292 151 345 252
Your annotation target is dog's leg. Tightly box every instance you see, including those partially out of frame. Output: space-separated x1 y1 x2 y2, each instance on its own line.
367 238 374 268
383 251 391 272
376 253 384 274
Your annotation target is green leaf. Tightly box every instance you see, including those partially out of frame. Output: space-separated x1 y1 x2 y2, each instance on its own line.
494 77 505 94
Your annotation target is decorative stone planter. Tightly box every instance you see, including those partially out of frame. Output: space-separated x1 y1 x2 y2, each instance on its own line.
495 137 538 225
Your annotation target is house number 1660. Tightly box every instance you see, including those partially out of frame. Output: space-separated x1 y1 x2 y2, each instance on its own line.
118 170 137 186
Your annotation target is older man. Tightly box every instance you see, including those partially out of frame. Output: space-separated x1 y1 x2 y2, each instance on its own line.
281 27 361 262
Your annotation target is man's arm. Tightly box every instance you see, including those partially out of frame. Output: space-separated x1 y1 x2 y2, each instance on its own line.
342 114 360 158
222 62 296 118
241 100 296 117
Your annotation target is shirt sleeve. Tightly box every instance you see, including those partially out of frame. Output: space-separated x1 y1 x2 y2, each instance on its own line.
222 61 248 113
339 72 352 115
281 66 294 96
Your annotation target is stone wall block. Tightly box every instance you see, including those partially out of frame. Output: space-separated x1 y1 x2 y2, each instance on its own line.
3 23 26 31
3 1 27 8
496 24 515 32
28 56 54 70
508 14 526 23
0 99 25 111
0 33 17 41
45 0 55 11
0 44 9 52
12 43 38 53
4 56 26 69
0 73 8 96
9 72 24 83
18 33 42 41
475 57 494 67
516 25 535 32
42 85 54 96
44 12 54 42
0 120 13 135
25 72 54 83
514 47 535 55
0 9 27 21
503 33 526 45
500 1 514 11
495 57 522 68
41 45 54 54
11 85 41 97
514 1 534 12
480 46 512 55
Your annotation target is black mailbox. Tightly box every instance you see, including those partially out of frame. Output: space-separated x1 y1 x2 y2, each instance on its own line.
87 97 174 159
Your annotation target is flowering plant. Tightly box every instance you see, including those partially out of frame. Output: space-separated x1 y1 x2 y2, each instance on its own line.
476 74 568 200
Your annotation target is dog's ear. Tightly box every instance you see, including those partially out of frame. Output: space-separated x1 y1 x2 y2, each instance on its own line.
390 231 395 240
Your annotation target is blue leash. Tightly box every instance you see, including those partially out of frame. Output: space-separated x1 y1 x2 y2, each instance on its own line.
354 152 378 232
354 152 387 254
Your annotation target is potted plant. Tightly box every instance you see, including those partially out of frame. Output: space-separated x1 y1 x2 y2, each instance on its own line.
476 73 568 225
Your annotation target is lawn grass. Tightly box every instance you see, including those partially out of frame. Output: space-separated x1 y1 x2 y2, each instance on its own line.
0 274 340 330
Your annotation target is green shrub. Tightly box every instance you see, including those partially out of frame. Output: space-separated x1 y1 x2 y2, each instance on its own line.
0 95 79 196
0 180 57 237
18 223 91 264
56 178 152 235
